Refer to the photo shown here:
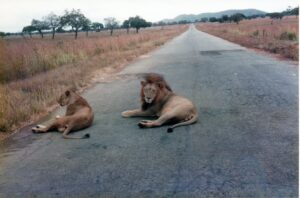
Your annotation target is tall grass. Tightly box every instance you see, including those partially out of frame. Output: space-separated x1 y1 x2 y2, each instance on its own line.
197 16 298 60
0 26 187 133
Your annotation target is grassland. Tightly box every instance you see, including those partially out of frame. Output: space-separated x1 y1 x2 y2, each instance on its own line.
196 16 298 61
0 26 187 135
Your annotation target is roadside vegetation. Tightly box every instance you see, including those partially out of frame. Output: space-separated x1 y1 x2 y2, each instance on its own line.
0 25 187 135
196 16 298 60
145 6 299 61
193 7 299 61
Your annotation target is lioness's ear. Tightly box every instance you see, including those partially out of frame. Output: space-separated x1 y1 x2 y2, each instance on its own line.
141 81 146 86
65 90 70 96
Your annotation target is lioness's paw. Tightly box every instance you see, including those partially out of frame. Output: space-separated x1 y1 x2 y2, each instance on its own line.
37 124 46 128
138 122 146 128
32 127 40 133
121 111 132 118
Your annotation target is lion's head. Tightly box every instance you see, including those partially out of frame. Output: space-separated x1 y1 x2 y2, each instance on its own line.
58 90 74 106
141 81 160 104
140 73 173 110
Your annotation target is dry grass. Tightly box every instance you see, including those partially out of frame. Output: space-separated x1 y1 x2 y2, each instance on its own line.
0 25 187 133
196 16 299 60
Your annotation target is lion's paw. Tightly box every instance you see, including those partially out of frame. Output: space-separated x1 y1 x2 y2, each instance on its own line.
121 111 132 118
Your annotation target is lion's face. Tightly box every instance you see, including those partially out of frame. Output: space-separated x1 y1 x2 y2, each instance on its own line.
57 90 72 106
142 83 158 104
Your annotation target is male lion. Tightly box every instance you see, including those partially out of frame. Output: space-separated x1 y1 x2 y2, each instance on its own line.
122 73 198 132
32 90 94 139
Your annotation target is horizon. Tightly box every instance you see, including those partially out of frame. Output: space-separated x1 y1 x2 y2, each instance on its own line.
0 0 298 32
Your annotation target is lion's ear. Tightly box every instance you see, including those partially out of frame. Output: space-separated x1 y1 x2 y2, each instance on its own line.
65 90 70 96
141 81 146 86
157 82 164 89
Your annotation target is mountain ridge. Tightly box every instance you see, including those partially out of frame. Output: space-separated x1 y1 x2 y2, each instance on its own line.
162 9 266 22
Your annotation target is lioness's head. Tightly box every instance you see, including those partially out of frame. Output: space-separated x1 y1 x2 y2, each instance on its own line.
141 81 161 104
58 90 73 106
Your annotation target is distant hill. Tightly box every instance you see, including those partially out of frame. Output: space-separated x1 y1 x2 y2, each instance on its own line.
162 9 266 23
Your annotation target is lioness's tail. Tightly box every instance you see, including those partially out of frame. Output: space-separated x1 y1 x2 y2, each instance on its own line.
63 133 90 139
167 113 198 133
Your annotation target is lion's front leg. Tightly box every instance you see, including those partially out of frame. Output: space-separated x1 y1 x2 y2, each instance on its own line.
122 109 153 118
138 113 172 128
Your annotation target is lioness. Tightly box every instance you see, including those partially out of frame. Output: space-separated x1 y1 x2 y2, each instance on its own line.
32 90 94 139
122 73 198 132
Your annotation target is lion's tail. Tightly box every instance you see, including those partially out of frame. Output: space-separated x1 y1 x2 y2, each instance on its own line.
167 113 198 133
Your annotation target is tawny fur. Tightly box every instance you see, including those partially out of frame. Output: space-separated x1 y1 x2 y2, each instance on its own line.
140 73 172 111
32 90 94 139
122 73 198 132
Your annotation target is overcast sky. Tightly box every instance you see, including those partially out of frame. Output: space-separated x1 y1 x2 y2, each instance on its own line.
0 0 298 32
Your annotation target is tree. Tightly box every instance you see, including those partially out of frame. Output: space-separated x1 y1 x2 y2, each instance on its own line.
104 17 119 36
0 32 5 38
22 25 36 38
82 18 91 37
178 20 190 24
61 9 90 39
200 17 208 23
167 21 178 25
158 21 166 26
129 16 151 33
222 15 229 22
31 19 49 38
246 14 262 20
56 26 65 33
91 22 104 32
267 12 283 20
155 21 166 29
209 17 218 22
217 18 224 23
44 13 60 39
290 7 299 15
230 13 245 24
122 19 130 34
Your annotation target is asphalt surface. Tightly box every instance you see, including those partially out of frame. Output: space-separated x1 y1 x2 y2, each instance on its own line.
0 25 298 197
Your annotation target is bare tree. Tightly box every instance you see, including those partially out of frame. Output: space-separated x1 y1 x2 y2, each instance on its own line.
104 17 119 36
44 13 60 39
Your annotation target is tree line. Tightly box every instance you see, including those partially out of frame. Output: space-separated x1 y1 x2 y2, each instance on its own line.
0 7 298 38
14 9 152 39
158 6 299 26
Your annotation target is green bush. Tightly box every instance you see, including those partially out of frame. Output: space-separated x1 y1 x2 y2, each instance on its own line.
280 32 297 41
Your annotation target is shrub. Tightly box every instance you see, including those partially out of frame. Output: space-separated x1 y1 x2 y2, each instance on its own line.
252 30 259 37
280 31 297 41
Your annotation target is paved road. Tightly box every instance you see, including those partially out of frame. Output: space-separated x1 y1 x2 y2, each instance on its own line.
0 25 298 197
